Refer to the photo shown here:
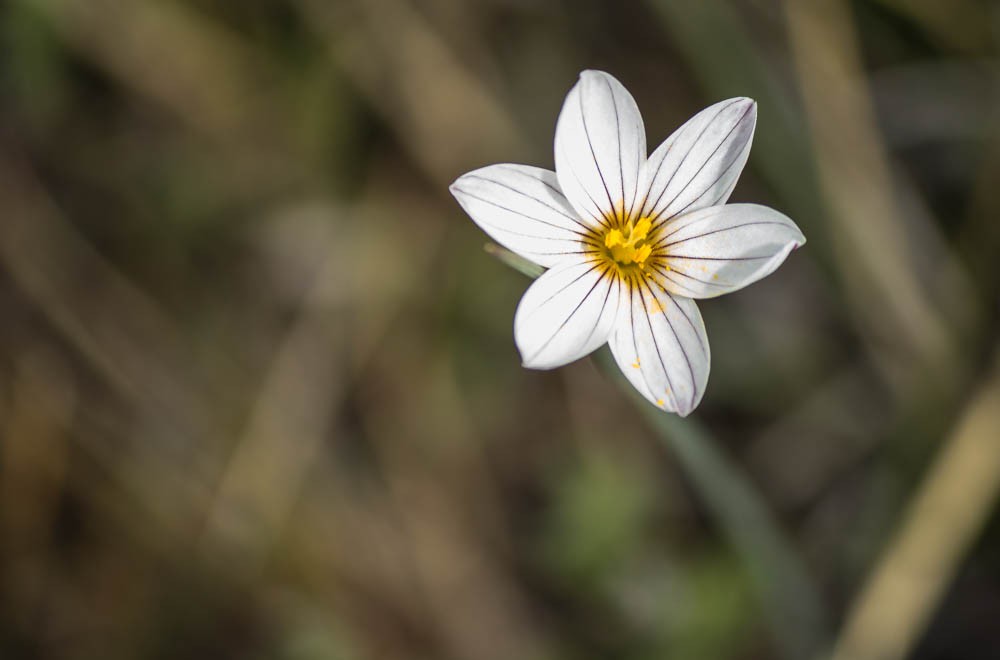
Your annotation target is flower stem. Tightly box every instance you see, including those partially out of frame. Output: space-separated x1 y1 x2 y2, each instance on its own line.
595 348 831 660
484 243 545 279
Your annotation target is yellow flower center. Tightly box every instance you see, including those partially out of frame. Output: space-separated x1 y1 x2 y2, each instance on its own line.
603 217 654 268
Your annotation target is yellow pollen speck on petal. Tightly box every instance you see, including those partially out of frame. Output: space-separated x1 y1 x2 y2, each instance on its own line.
631 361 640 369
656 398 664 406
712 273 719 280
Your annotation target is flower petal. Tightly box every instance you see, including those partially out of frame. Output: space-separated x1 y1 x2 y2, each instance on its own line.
610 282 710 416
652 204 805 299
554 70 646 228
515 259 622 370
450 164 596 268
641 98 756 226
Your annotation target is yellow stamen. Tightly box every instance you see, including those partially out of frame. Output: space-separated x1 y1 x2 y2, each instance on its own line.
632 217 652 239
602 217 655 269
605 229 625 249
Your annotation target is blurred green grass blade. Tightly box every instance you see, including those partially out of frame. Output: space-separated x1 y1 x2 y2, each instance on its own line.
871 0 992 54
595 348 831 660
831 357 1000 660
644 0 829 255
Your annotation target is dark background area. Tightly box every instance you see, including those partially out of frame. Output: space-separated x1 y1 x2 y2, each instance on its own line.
1 1 999 659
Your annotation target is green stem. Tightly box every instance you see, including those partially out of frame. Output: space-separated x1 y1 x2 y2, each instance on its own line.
484 243 545 279
595 349 830 660
489 245 830 658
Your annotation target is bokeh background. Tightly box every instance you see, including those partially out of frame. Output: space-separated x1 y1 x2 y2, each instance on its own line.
2 1 1000 659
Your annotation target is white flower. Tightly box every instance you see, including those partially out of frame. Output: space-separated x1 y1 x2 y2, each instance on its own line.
451 70 805 416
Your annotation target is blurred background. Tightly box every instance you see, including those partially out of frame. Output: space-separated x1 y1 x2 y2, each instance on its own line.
2 0 999 659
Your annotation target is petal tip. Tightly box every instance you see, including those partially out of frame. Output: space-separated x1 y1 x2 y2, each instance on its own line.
791 229 807 248
519 356 554 371
514 334 548 371
730 97 757 124
674 398 699 417
515 348 535 370
578 69 625 90
448 177 467 198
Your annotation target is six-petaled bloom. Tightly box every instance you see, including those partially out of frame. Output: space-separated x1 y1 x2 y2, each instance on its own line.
450 70 805 416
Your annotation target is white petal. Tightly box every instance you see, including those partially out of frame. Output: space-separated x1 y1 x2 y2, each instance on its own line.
554 70 646 228
514 259 622 370
653 204 805 299
610 283 710 416
641 98 756 225
451 164 595 268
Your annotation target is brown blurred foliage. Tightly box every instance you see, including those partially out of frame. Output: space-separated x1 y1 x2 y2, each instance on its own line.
1 1 999 659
